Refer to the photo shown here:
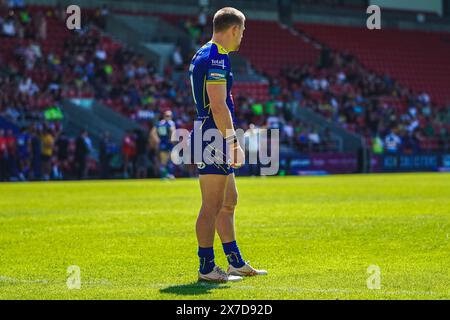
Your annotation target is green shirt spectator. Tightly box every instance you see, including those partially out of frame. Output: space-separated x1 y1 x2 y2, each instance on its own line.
104 64 113 76
265 101 276 116
372 136 384 154
20 11 31 24
251 103 263 116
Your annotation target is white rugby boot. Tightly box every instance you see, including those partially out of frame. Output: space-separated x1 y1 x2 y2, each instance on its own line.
198 265 243 283
227 261 268 277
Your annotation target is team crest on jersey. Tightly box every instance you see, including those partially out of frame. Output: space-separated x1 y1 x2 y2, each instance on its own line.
197 162 206 169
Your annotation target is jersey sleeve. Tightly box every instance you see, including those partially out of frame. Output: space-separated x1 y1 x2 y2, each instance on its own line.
205 50 229 85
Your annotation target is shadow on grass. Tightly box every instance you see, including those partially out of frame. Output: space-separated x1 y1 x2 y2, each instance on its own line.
159 281 230 296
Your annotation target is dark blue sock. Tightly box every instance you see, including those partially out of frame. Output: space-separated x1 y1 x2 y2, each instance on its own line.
198 247 215 274
222 241 245 268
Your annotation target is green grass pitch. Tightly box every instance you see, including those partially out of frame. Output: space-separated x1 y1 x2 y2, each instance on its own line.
0 173 449 300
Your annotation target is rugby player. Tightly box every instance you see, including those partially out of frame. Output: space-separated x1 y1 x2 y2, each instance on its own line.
188 7 267 282
152 110 176 179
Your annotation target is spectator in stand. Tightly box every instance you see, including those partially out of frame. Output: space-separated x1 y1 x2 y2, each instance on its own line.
55 130 70 179
8 0 25 10
40 128 54 181
172 46 184 72
296 124 309 152
122 130 136 179
135 129 149 179
34 11 47 40
99 131 115 179
95 4 109 30
244 123 260 176
282 120 295 147
75 130 89 180
384 130 402 154
5 129 17 180
2 15 16 37
197 7 207 34
0 129 9 181
17 126 31 180
372 135 384 155
308 127 321 152
53 2 66 21
29 126 41 180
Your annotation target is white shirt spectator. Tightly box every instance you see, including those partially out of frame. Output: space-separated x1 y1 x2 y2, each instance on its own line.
18 78 39 97
337 71 346 83
5 107 20 122
385 133 402 153
137 109 155 120
172 48 183 67
308 132 320 144
267 116 280 129
407 120 419 134
3 20 16 36
84 136 93 153
319 78 329 90
417 13 426 24
95 49 107 61
198 11 207 27
408 107 417 118
30 43 42 59
244 125 259 155
283 123 294 139
418 92 430 105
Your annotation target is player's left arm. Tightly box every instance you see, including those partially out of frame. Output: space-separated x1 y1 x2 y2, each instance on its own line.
150 126 160 150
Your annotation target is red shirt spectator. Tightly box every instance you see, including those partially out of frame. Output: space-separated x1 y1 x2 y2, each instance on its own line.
6 131 17 156
0 130 8 157
122 133 136 158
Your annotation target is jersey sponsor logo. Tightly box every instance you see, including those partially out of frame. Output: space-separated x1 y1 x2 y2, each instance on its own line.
207 69 227 81
211 59 225 69
210 72 225 79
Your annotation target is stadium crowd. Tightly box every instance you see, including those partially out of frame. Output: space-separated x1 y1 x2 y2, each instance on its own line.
279 48 450 154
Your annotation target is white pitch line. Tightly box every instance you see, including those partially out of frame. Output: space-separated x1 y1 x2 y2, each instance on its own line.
1 277 445 297
0 276 49 284
0 276 111 286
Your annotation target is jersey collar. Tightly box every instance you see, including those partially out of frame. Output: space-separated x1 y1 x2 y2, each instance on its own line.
210 40 229 55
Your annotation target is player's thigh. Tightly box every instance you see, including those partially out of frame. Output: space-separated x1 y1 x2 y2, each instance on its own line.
223 173 238 208
199 174 228 214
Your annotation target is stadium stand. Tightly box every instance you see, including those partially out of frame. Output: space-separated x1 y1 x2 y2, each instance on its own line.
296 23 450 106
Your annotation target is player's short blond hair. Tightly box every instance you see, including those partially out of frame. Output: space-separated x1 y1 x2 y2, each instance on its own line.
213 7 245 33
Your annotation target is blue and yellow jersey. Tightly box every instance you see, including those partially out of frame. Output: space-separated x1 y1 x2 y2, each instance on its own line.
156 119 175 151
189 41 235 125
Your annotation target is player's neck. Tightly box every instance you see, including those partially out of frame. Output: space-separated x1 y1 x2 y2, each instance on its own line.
210 35 231 53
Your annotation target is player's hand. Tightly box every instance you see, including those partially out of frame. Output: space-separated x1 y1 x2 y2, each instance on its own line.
229 143 245 169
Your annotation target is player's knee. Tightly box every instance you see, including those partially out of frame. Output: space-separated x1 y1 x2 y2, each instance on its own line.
201 201 223 217
222 193 238 212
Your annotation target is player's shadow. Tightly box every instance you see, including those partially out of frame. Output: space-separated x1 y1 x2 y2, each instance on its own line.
159 281 230 296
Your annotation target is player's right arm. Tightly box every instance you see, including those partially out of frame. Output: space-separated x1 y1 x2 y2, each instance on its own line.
206 82 234 139
206 82 244 168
